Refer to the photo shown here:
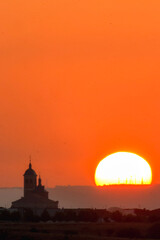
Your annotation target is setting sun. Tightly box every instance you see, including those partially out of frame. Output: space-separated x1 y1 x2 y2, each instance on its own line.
95 152 152 186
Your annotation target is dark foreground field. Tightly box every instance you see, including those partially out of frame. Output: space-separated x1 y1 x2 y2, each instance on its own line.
0 222 160 240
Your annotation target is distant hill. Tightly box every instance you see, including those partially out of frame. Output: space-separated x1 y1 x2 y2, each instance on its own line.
1 185 160 209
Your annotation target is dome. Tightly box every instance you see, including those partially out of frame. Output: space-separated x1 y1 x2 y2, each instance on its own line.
24 163 37 176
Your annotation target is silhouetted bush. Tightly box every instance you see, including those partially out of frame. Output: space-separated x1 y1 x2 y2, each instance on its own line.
23 209 34 222
134 208 149 222
148 209 160 222
10 211 21 221
123 214 138 222
78 210 98 222
110 211 123 222
63 210 77 221
53 211 64 221
41 209 50 222
53 209 99 222
0 210 10 221
33 215 40 222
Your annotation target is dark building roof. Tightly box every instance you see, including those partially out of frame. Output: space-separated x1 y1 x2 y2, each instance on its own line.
24 163 37 176
11 194 58 209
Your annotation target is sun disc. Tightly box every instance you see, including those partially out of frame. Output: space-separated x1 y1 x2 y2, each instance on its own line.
95 152 152 186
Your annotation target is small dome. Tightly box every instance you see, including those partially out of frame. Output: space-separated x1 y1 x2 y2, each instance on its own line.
24 163 37 176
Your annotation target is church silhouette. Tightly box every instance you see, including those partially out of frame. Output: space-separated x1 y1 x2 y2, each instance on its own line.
11 162 58 215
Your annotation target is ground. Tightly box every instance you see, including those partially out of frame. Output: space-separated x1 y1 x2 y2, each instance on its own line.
0 222 159 240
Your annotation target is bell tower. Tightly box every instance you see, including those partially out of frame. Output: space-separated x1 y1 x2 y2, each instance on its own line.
23 161 37 197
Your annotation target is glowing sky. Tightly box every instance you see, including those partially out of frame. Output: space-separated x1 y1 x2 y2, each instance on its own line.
0 0 160 186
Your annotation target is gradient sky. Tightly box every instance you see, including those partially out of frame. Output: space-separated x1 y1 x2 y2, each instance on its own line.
0 0 160 187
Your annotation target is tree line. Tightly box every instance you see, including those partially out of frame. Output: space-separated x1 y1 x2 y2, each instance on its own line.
1 208 160 223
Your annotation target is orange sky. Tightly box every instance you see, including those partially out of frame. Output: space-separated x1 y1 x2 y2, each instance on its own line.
0 0 160 187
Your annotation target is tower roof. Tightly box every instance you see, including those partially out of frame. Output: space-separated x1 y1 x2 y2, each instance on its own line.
24 162 37 176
